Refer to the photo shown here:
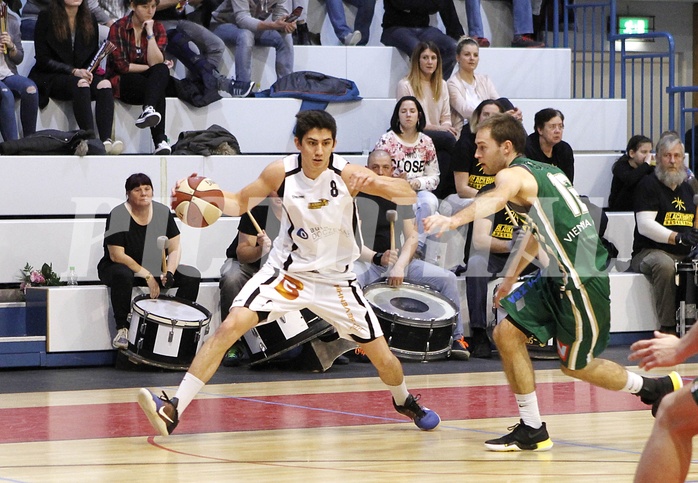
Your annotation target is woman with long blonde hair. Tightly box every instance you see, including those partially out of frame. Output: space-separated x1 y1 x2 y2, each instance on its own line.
447 36 499 137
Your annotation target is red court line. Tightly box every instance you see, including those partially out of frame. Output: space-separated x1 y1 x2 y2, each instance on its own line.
0 381 649 444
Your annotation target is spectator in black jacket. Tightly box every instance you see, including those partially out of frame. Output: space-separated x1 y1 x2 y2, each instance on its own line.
29 0 121 153
608 135 654 211
525 107 574 182
380 0 463 80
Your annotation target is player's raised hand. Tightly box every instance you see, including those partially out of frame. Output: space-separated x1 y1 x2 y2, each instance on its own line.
629 331 682 370
423 213 453 237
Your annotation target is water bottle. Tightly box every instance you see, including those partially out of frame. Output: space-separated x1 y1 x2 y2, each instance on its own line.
67 266 78 286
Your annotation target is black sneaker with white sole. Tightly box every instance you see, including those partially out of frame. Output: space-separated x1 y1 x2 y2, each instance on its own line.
227 80 255 98
136 105 161 129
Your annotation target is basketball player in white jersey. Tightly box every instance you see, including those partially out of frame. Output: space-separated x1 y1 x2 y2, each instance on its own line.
138 110 441 435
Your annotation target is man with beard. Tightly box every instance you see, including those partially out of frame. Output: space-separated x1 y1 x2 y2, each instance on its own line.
631 131 698 335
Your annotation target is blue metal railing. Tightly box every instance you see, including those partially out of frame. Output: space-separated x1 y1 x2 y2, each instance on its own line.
548 0 615 99
545 0 678 144
611 32 675 142
667 86 698 170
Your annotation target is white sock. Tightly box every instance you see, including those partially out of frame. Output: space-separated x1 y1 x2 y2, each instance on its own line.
174 372 205 414
515 392 542 429
388 380 410 406
623 371 645 394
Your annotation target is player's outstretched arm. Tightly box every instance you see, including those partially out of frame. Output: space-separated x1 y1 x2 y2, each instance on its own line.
343 164 416 205
424 170 521 237
223 161 286 217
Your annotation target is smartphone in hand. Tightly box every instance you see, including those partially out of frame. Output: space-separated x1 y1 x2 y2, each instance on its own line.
285 6 302 22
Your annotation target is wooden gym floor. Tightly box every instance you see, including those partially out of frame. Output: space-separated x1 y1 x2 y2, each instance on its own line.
0 347 697 482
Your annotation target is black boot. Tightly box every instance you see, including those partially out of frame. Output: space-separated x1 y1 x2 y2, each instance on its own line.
469 328 492 359
296 22 311 45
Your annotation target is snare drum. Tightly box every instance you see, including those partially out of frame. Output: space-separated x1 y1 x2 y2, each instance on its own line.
363 282 457 361
243 309 333 366
124 294 211 370
676 260 698 336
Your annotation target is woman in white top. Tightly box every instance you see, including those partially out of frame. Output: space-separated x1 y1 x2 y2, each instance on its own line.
395 41 456 199
374 96 440 254
447 36 499 137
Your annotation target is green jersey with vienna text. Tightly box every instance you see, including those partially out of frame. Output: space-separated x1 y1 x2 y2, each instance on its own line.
509 157 608 289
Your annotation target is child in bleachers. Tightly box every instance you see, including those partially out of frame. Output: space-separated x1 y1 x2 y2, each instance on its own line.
608 135 654 212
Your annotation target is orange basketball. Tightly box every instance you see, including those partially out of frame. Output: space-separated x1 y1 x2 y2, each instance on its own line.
172 176 224 228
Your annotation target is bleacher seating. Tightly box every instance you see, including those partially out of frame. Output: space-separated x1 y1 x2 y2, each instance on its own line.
1 16 653 367
17 42 583 154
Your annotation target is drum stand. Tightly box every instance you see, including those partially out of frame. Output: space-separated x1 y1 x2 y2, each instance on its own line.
677 301 696 337
675 260 698 337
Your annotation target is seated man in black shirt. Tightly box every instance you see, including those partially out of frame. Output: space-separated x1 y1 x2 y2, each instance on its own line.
630 132 698 334
98 173 201 350
219 193 282 321
217 193 282 365
465 183 526 358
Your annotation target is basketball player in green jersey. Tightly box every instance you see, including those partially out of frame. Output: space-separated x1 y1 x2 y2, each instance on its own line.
424 113 683 452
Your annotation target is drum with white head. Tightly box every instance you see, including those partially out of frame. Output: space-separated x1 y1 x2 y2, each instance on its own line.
363 282 457 361
124 294 211 370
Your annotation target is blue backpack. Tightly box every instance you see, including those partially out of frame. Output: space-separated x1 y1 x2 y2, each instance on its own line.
256 71 361 111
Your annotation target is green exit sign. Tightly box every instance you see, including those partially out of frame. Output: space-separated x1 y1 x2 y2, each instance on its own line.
618 16 653 34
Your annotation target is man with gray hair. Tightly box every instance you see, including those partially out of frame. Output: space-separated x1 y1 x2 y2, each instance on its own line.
631 131 698 334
